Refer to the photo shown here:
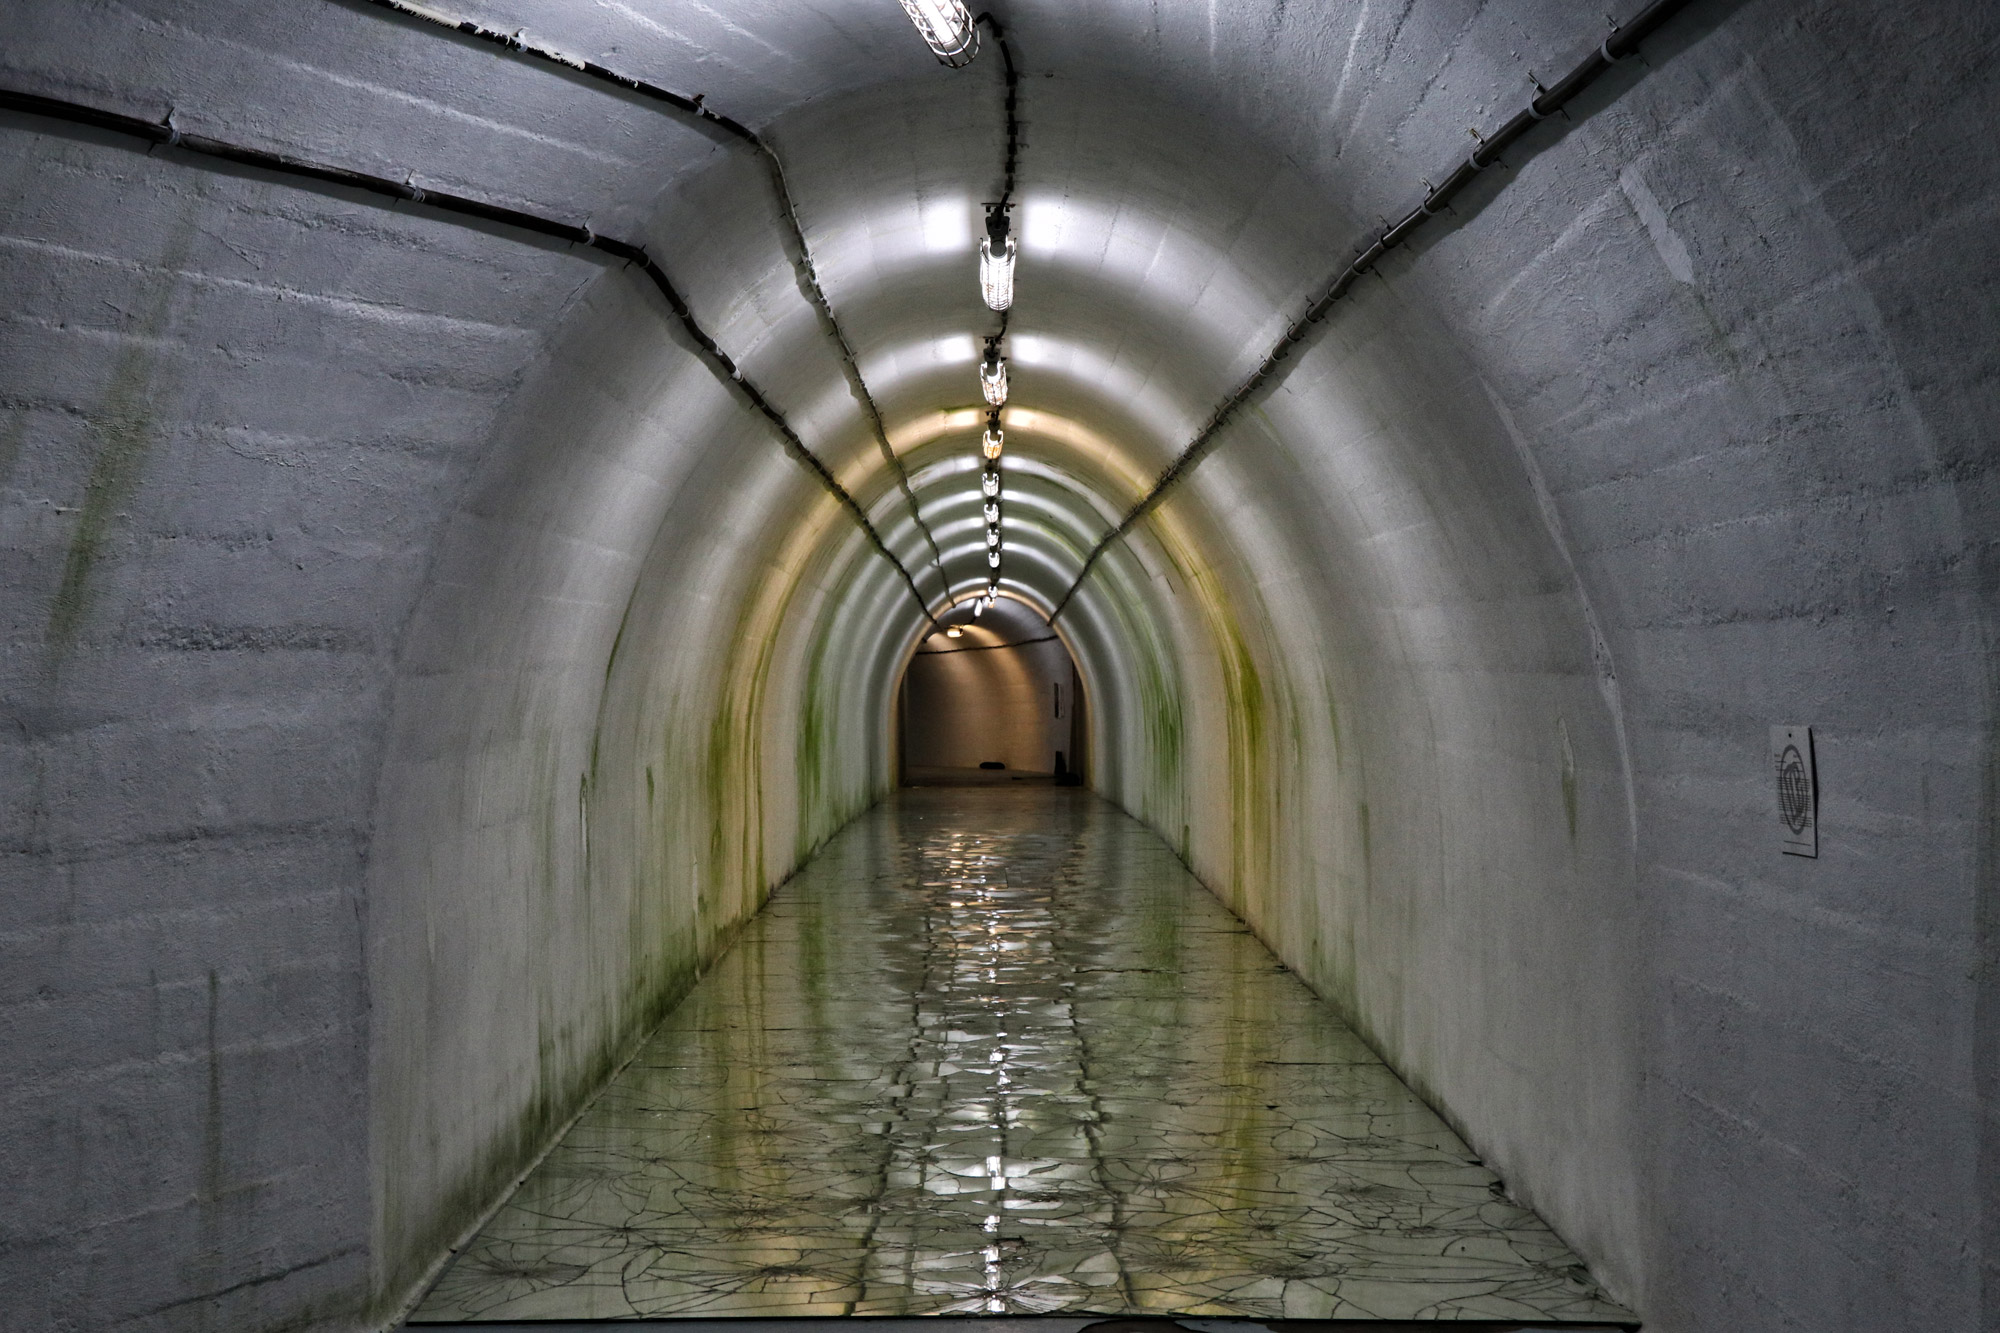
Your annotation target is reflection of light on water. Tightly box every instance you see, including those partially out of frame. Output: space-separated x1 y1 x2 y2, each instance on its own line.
420 805 1628 1325
935 831 1040 1311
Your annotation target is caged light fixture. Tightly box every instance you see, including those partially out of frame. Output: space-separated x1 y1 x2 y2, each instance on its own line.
896 0 980 67
980 345 1008 406
982 409 1005 460
979 206 1016 311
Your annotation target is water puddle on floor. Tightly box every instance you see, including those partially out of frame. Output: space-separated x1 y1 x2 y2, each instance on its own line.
410 788 1632 1325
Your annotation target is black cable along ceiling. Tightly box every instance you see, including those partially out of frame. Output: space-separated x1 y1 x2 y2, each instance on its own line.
349 0 957 607
1 0 1712 649
0 84 951 632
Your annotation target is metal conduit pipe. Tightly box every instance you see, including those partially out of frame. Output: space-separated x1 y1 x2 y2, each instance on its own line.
0 86 948 633
1047 0 1701 621
345 0 955 601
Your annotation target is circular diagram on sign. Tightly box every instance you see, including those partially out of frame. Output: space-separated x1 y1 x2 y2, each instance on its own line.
1777 744 1812 834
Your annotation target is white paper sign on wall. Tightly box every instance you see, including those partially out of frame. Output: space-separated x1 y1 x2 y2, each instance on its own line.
1771 726 1817 858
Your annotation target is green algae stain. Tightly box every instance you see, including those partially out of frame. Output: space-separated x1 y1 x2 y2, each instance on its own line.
1559 716 1578 844
796 621 837 856
1220 621 1269 914
1108 558 1187 830
703 702 737 920
1140 652 1184 798
1180 555 1273 919
47 204 200 658
0 415 26 494
1325 681 1343 769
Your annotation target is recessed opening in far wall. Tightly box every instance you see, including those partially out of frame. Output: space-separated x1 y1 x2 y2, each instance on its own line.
897 596 1086 788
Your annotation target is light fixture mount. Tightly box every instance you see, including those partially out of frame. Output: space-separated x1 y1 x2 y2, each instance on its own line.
896 0 980 67
979 204 1016 311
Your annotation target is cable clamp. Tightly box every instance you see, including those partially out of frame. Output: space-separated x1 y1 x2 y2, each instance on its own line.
1525 72 1552 119
161 109 182 148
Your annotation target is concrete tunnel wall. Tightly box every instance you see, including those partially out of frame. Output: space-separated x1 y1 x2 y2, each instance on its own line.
0 2 1994 1332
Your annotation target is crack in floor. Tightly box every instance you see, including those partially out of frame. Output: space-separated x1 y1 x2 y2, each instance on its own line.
411 788 1632 1324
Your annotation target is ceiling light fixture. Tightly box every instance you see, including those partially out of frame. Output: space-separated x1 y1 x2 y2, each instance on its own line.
980 347 1008 406
896 0 980 67
980 207 1015 311
982 408 1004 459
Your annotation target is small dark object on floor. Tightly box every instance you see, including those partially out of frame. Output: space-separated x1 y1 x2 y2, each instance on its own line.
980 760 1006 769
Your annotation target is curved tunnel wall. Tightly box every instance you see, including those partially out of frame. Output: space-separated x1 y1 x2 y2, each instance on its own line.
0 3 1993 1332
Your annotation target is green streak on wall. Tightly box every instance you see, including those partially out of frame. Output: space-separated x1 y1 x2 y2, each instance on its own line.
46 203 200 659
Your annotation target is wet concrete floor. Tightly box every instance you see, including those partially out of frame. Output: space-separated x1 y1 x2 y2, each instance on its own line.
411 788 1632 1324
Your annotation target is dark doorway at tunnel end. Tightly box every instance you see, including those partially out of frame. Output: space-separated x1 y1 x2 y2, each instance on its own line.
897 599 1086 789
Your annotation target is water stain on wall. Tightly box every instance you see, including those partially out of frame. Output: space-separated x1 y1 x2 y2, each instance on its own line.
46 195 202 661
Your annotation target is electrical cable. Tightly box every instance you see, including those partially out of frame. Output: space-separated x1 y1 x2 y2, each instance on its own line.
341 0 954 603
983 12 1020 216
1046 0 1699 621
916 633 1060 656
0 85 947 632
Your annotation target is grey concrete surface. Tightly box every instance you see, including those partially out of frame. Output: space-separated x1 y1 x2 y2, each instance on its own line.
0 1 1992 1331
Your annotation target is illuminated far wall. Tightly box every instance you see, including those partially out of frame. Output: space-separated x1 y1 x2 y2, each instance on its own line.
899 597 1082 777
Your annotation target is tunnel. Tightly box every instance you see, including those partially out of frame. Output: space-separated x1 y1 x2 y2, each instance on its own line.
1 1 1994 1330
